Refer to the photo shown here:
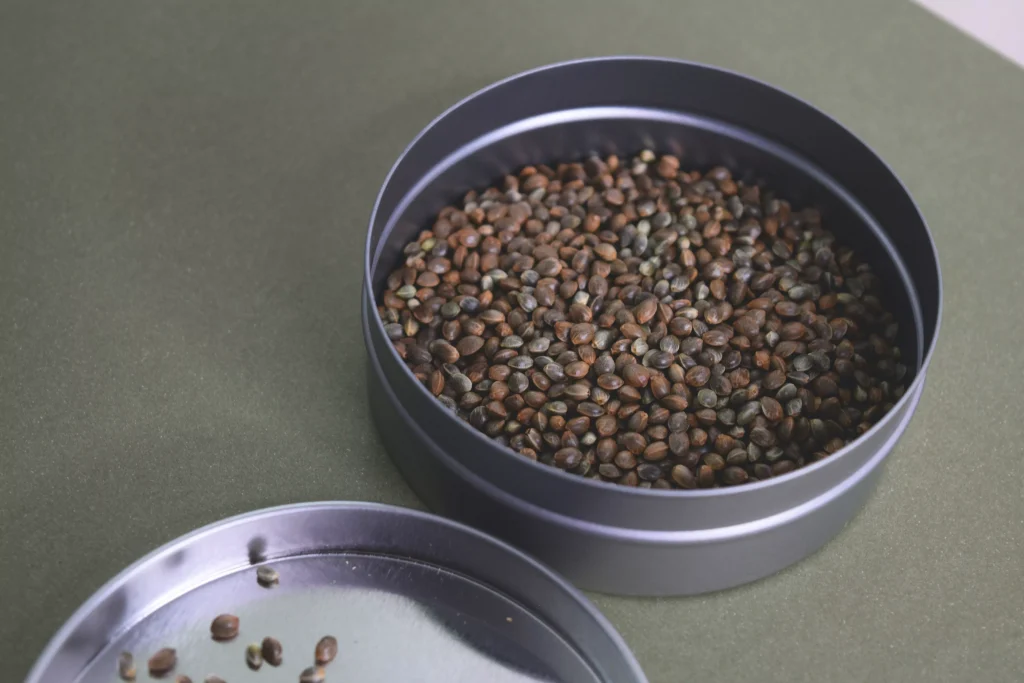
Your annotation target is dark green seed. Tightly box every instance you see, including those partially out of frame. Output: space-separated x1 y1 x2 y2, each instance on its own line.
726 448 748 466
246 643 263 671
776 383 798 402
256 565 279 587
441 301 461 319
449 373 472 394
697 389 718 408
704 453 726 470
750 427 776 447
668 431 690 456
737 401 761 425
117 652 136 681
668 413 689 433
637 462 662 481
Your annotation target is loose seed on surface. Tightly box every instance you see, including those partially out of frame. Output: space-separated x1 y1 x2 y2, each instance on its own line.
315 636 338 665
210 614 239 641
117 652 136 681
147 648 177 677
261 637 283 666
300 666 327 683
256 565 279 588
246 643 263 671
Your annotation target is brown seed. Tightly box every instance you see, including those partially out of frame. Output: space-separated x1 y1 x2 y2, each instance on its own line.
204 677 226 683
118 652 136 681
811 375 839 397
763 370 787 391
611 448 637 469
457 335 485 357
634 298 658 324
660 394 689 411
775 300 800 317
300 666 327 683
428 370 444 396
148 648 176 677
595 414 618 437
594 242 617 261
430 340 460 363
685 366 711 387
760 397 784 422
570 323 596 345
702 329 730 347
650 373 671 399
554 448 583 469
261 637 283 666
210 614 240 641
643 441 669 461
175 676 192 683
671 465 696 488
722 466 749 485
315 635 338 665
565 361 590 379
780 322 807 341
621 432 647 455
622 363 651 388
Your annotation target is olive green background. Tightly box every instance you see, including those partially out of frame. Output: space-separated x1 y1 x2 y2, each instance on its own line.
2 1 1022 681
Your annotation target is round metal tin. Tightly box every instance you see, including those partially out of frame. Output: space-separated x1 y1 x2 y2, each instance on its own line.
362 57 942 595
26 502 647 683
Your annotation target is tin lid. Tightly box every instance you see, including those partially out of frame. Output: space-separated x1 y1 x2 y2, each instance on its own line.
27 502 646 683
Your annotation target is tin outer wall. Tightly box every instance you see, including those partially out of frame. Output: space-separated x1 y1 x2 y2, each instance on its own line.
363 57 942 596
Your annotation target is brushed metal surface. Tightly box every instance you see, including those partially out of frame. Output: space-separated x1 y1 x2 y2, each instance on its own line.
362 57 942 595
26 503 646 683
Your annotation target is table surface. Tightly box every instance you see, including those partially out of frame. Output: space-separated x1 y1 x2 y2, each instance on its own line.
2 1 1022 681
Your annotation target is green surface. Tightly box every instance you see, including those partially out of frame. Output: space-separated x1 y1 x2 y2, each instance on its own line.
2 1 1022 681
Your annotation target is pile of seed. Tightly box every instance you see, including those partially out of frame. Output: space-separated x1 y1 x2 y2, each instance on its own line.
118 567 339 682
378 151 908 489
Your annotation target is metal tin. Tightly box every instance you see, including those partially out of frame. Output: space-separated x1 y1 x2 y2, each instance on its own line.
26 502 646 683
363 57 941 596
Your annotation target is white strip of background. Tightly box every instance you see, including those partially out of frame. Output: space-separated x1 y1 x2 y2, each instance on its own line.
913 0 1024 68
